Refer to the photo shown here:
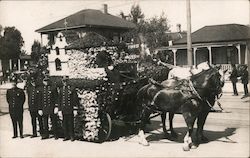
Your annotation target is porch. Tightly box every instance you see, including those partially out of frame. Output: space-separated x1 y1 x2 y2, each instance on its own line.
163 41 249 71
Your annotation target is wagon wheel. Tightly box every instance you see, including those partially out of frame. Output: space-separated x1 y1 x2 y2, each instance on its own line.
98 112 112 142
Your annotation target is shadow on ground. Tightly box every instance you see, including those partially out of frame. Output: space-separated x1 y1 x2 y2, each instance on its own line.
0 111 9 116
146 126 237 144
108 120 237 145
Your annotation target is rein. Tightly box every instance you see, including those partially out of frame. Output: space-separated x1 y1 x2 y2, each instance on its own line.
188 79 223 111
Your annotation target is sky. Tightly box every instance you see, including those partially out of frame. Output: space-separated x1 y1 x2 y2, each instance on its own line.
0 0 249 53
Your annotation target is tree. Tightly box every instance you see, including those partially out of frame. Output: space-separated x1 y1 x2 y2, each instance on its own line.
120 5 144 45
121 5 171 59
31 40 42 62
130 4 144 24
142 13 171 50
0 26 24 60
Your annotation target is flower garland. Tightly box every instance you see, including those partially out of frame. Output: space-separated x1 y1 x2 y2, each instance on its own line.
77 89 101 141
67 50 107 80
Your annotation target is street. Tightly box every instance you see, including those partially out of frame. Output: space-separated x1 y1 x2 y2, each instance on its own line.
0 83 249 157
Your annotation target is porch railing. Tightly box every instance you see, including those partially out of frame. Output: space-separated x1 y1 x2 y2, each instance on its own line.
219 64 232 72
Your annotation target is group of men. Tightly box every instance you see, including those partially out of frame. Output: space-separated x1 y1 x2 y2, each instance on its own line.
6 75 79 141
229 64 249 98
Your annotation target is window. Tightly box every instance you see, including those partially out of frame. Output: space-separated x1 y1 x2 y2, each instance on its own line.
55 58 62 71
56 47 60 55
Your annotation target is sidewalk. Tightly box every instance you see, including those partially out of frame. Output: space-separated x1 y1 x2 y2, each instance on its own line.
0 93 249 157
222 81 247 94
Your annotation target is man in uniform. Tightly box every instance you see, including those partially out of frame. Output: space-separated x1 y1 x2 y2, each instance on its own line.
58 76 78 141
38 76 59 139
241 65 249 99
6 77 25 138
229 64 238 96
26 76 43 137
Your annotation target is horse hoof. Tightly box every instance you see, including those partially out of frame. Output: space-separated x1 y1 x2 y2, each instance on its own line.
182 144 190 151
139 141 149 146
139 139 149 146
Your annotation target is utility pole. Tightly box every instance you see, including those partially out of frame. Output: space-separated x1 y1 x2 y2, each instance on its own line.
186 0 193 66
248 0 250 77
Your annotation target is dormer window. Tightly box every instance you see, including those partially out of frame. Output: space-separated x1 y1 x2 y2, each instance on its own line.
56 47 60 55
55 58 62 71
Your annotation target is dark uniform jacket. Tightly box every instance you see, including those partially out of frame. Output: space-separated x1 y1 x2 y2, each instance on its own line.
26 84 39 112
58 85 78 115
241 69 249 84
6 87 25 115
38 85 58 115
230 68 238 83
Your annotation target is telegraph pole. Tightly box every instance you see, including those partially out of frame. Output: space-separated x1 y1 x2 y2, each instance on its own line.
186 0 193 66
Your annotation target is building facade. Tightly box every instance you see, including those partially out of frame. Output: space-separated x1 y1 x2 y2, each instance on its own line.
157 24 250 71
48 32 69 76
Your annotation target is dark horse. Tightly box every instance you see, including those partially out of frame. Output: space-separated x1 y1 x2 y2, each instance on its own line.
136 66 227 151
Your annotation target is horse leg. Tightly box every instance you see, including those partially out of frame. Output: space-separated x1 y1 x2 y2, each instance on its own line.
161 112 168 136
182 99 198 151
169 112 178 138
196 111 209 144
182 112 196 151
138 109 149 146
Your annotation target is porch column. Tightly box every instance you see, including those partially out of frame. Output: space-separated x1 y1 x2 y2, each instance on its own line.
172 49 177 66
18 59 21 71
193 47 197 66
9 59 12 70
236 44 241 64
208 46 212 65
40 33 43 46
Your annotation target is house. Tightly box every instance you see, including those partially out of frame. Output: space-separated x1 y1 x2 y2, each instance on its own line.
35 5 135 44
157 24 250 71
36 5 135 77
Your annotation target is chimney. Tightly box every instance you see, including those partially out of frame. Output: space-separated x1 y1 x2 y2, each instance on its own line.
103 4 108 14
176 24 181 32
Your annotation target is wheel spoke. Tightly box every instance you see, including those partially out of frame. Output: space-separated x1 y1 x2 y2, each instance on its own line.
102 130 108 135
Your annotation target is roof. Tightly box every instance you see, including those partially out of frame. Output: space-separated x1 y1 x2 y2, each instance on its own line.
166 32 187 41
36 9 136 33
174 24 250 45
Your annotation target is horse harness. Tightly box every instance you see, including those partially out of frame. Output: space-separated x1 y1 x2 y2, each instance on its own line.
144 79 223 113
188 79 223 111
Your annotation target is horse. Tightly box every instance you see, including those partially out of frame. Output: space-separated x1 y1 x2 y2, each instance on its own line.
136 66 227 151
